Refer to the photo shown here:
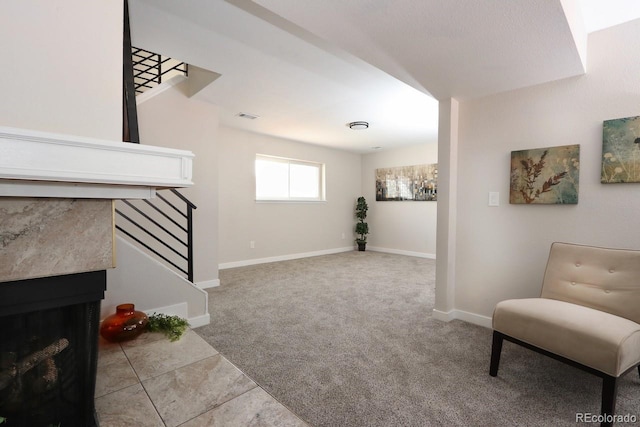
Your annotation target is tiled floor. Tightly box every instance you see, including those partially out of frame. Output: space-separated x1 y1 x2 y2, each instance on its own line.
95 329 308 426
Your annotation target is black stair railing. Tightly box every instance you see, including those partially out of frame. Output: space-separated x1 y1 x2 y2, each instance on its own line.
115 189 197 282
132 47 188 94
120 3 196 282
123 0 139 143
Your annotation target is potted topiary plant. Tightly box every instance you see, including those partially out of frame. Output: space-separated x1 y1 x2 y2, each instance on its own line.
355 196 369 251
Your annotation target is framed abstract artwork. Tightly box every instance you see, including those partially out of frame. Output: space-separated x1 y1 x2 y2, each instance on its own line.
509 144 580 204
601 115 640 183
375 164 437 201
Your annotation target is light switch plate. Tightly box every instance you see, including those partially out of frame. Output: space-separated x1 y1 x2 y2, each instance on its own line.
488 192 499 206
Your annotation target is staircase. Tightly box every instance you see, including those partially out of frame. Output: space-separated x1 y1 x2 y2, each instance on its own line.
109 111 209 326
108 173 207 325
118 46 197 283
115 188 196 282
132 47 188 95
109 8 210 327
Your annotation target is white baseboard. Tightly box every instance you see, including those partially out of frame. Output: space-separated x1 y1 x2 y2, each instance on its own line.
144 302 188 319
144 302 211 328
188 313 211 328
367 246 436 259
431 309 454 322
432 308 492 328
219 247 354 270
197 279 220 289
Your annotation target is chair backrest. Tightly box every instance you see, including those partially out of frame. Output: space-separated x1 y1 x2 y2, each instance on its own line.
541 242 640 324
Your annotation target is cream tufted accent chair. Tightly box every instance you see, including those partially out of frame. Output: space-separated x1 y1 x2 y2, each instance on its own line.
490 242 640 427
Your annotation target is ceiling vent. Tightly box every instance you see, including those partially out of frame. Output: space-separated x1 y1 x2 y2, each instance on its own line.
236 112 260 120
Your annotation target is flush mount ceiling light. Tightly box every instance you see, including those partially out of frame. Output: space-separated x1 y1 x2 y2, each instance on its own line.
348 121 369 130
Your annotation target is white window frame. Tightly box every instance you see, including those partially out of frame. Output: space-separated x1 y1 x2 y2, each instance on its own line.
255 154 326 202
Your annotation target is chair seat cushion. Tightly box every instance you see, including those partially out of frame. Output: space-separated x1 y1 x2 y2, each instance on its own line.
493 298 640 377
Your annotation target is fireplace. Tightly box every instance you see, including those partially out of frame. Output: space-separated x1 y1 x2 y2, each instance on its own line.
0 271 106 427
0 127 194 425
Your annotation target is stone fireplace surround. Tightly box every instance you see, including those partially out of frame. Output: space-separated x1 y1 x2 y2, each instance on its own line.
0 127 194 425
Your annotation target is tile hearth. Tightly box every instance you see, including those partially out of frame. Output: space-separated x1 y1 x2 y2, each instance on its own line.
95 329 308 426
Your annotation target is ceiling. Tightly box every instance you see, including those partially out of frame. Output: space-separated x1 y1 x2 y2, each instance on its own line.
129 0 640 154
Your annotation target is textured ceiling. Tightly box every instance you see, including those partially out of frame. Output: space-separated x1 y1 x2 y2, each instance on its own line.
129 0 635 153
251 0 587 100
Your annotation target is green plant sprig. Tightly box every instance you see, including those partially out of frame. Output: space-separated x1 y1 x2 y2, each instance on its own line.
146 313 189 342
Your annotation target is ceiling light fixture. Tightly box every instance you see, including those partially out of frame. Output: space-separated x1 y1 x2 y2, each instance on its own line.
348 121 369 130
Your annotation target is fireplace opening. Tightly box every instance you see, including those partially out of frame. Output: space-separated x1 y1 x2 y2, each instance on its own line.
0 271 106 427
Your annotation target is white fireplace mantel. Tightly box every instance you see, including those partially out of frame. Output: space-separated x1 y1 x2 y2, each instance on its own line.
0 126 194 199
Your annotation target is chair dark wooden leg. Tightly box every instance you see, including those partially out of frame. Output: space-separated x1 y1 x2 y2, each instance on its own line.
489 331 503 377
637 365 640 379
600 375 618 427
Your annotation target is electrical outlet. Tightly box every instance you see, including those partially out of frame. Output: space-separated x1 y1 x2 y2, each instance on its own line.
250 240 255 249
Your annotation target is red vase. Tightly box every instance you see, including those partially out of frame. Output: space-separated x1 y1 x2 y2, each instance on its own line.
100 303 149 343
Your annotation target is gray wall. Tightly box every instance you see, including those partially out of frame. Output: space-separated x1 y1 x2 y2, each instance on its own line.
440 20 640 325
361 144 438 257
218 127 362 267
0 1 122 139
136 82 220 287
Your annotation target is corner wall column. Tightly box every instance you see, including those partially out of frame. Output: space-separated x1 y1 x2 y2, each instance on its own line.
433 98 459 321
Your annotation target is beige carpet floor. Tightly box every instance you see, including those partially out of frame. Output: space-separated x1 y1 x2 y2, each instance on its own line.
195 251 640 426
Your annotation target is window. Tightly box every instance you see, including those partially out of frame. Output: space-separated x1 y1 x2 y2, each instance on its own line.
255 154 325 201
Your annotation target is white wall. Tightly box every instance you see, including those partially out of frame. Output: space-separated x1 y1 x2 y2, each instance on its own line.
218 127 361 266
448 20 640 325
105 237 209 326
136 82 220 286
361 144 438 257
0 1 122 140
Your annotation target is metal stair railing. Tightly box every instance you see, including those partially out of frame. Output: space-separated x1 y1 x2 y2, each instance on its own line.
132 47 188 94
115 189 197 282
120 4 195 281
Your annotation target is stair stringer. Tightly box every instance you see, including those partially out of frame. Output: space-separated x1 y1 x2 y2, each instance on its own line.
104 235 210 327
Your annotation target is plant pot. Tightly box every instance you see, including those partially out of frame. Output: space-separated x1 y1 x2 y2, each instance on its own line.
357 242 366 251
